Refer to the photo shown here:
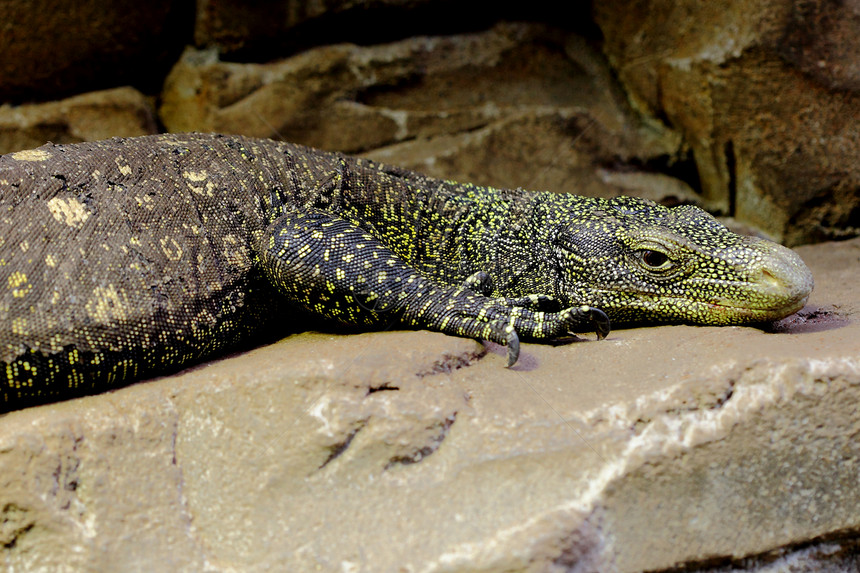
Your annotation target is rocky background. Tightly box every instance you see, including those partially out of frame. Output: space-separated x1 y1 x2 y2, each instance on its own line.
2 1 860 571
3 0 858 244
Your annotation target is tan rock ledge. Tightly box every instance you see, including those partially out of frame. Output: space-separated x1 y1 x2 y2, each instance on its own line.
1 238 858 572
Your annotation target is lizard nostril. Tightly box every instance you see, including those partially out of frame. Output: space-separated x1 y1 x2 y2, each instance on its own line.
760 268 781 289
751 243 814 303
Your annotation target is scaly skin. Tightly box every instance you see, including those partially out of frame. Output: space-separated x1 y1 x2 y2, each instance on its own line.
0 133 813 411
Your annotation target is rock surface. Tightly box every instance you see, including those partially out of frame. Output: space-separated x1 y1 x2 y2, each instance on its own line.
0 0 190 102
160 22 685 203
1 1 856 244
594 0 860 245
0 87 158 155
1 241 858 570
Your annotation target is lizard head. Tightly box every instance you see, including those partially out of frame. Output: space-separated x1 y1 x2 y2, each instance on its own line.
552 196 814 325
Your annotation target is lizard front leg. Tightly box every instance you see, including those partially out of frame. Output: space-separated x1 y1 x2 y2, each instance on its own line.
463 271 565 313
258 210 609 365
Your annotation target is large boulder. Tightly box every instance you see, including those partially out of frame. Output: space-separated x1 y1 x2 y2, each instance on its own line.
1 236 858 571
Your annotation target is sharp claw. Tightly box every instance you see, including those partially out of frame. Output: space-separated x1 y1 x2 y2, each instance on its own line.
505 330 520 367
588 307 611 340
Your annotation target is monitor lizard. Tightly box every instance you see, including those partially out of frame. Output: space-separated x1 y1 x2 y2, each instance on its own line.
0 133 814 411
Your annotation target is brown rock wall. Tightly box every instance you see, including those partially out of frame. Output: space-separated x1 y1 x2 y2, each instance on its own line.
0 0 191 102
0 1 856 243
0 87 158 155
160 23 683 199
594 0 860 245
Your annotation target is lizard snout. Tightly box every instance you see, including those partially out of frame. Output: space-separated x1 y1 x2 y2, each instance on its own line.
746 239 814 315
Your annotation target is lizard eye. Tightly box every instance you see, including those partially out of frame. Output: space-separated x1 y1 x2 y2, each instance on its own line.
639 249 672 270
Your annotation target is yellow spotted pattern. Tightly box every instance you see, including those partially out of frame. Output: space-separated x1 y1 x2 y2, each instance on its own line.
0 133 812 411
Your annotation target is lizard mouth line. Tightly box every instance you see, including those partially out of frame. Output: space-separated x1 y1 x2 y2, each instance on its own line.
587 280 811 323
643 292 808 312
699 295 809 317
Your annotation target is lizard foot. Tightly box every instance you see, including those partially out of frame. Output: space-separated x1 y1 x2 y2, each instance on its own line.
402 287 609 367
567 305 611 340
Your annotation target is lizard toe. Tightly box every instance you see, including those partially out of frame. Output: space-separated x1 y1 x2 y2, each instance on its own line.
586 306 611 340
484 320 519 367
559 305 611 340
505 331 520 367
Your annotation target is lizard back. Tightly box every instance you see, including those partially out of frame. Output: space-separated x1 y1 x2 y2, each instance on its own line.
0 133 336 405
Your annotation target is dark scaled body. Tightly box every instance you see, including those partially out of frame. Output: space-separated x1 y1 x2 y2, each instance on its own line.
0 133 812 411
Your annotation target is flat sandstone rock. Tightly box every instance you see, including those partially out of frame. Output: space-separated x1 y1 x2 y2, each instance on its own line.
1 238 859 572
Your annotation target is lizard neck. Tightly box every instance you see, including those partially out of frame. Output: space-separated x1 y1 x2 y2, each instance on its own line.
348 175 562 295
440 187 560 297
333 158 571 296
